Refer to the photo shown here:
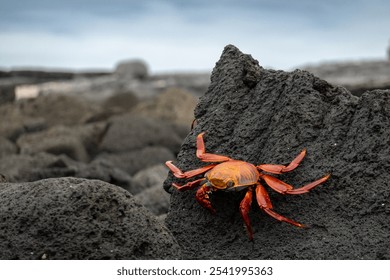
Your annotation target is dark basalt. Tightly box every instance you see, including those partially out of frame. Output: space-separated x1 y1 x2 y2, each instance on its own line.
164 45 390 259
0 177 181 259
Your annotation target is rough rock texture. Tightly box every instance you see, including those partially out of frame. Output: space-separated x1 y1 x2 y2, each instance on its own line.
164 45 390 259
0 177 181 259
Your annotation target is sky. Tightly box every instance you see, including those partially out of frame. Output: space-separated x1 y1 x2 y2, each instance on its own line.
0 0 389 73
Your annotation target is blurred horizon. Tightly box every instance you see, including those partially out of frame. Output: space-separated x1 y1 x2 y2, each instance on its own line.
1 0 390 73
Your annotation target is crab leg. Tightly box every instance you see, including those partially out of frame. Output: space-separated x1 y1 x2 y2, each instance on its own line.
195 184 216 214
255 182 305 228
257 148 307 174
239 188 254 241
196 132 232 162
261 174 330 195
165 161 216 179
172 178 205 191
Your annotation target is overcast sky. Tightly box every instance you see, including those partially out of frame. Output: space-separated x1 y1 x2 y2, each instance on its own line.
0 0 389 73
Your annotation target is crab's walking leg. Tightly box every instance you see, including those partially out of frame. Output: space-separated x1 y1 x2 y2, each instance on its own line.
166 161 216 179
239 188 254 241
255 183 305 228
195 184 216 214
172 178 205 191
257 149 307 174
261 173 330 195
196 132 232 162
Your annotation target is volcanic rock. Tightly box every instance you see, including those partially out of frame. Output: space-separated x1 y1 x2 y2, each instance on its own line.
102 90 139 112
0 153 73 182
133 164 169 191
135 184 171 216
0 85 15 104
18 94 100 127
99 115 182 154
0 102 47 141
164 45 390 259
0 137 17 157
115 59 149 80
302 60 390 96
0 177 181 259
132 87 198 127
95 146 174 176
16 122 107 162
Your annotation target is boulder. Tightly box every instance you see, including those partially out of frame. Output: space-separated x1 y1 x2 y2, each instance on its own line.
0 94 100 141
0 85 15 104
164 45 390 259
17 126 88 162
0 153 74 182
0 177 181 259
135 184 171 216
95 146 174 176
150 72 211 97
0 137 17 157
0 102 47 141
103 90 139 112
18 94 100 127
115 59 149 80
99 115 183 154
132 87 198 127
133 164 169 191
0 151 142 192
16 122 107 162
73 160 142 193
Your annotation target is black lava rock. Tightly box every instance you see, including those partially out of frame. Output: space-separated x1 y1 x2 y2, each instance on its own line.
164 45 390 259
99 115 182 154
0 177 181 259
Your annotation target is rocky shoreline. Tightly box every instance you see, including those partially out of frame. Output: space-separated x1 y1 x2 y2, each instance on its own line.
1 46 389 259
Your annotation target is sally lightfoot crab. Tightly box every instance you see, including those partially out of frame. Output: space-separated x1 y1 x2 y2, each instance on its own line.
166 132 330 240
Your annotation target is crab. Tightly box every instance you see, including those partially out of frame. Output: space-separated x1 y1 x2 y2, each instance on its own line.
166 132 330 240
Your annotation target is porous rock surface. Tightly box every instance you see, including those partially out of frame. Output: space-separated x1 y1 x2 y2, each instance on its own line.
164 45 390 259
0 177 181 259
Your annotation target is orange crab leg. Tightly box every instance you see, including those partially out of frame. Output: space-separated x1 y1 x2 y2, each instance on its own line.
261 173 330 195
239 188 254 241
165 161 216 179
286 174 330 194
172 178 205 191
255 183 305 228
257 148 307 174
195 184 216 214
196 132 232 162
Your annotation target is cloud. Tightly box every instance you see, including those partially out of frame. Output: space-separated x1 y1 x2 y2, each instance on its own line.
1 0 389 72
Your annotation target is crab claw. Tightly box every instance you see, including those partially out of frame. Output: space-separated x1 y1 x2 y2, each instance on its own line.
195 184 216 214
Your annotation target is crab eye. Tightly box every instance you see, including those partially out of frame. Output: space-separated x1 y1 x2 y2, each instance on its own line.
227 180 235 188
